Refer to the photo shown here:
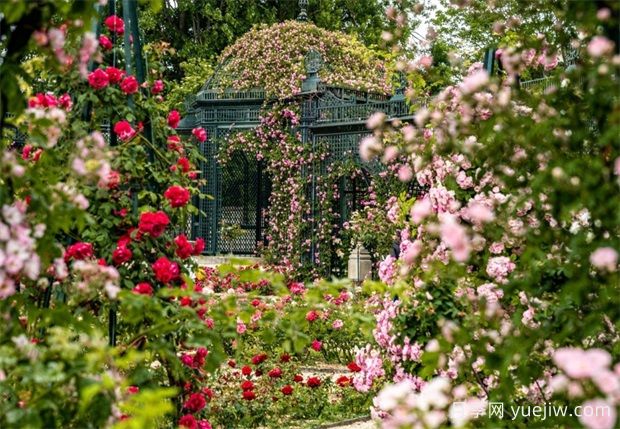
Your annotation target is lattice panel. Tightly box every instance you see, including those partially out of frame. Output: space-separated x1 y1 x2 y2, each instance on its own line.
219 150 259 254
315 132 383 174
194 128 220 254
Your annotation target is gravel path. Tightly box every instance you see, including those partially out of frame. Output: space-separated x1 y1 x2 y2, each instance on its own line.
321 418 375 429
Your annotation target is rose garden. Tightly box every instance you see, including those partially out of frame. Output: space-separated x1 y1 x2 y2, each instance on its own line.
0 1 618 428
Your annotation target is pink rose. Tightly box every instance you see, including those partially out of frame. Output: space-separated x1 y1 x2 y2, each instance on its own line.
587 36 614 58
578 399 616 429
410 196 432 224
553 348 611 379
590 247 618 271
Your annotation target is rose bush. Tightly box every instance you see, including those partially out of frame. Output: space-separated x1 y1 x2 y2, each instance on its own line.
355 2 620 428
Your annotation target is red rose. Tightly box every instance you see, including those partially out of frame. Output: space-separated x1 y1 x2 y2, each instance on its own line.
138 211 170 237
179 414 197 429
251 353 268 365
336 376 351 387
241 380 254 391
347 362 362 372
104 15 125 34
27 94 42 108
106 170 121 189
177 157 191 173
180 296 192 306
32 149 43 162
152 257 179 283
242 390 256 401
268 367 282 378
115 208 128 217
112 245 132 265
28 93 57 108
120 75 139 94
22 144 32 160
193 238 205 255
117 234 131 247
174 234 193 259
65 242 94 262
227 360 236 368
99 34 113 50
293 374 304 383
196 347 208 360
192 127 207 142
241 365 252 376
88 69 109 90
281 385 293 395
152 80 164 94
311 340 322 351
113 120 136 141
127 385 139 394
306 377 321 388
202 387 214 399
183 393 206 412
164 185 190 208
280 353 291 363
105 66 125 84
132 282 153 296
167 110 181 128
306 310 319 322
58 93 72 110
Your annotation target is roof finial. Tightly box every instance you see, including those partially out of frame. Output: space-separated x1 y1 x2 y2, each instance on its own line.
297 0 309 21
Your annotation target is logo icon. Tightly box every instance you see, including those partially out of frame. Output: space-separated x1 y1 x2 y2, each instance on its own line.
450 402 467 420
488 402 504 419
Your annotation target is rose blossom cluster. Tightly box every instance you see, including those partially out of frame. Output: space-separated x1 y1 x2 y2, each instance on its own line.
71 131 113 188
373 377 488 429
551 348 619 429
68 259 120 300
360 5 620 428
225 108 312 270
218 21 391 98
0 203 43 299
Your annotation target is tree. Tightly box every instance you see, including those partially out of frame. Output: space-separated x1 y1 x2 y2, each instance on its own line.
425 0 575 66
139 0 398 82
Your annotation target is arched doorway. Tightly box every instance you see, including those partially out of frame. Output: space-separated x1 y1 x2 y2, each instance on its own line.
218 150 271 254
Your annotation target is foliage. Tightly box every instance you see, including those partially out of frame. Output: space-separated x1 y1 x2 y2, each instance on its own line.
0 1 99 126
424 0 574 66
150 53 214 113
